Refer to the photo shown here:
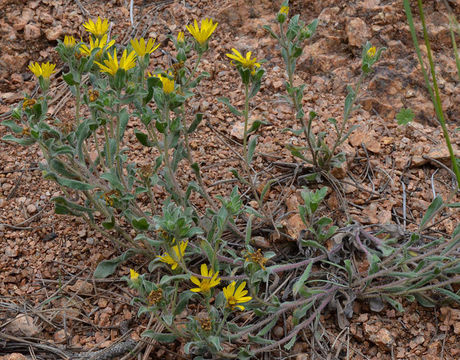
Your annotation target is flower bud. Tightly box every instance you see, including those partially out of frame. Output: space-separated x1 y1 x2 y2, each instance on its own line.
277 5 289 24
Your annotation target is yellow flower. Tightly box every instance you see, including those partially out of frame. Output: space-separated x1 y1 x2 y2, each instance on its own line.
150 72 175 94
28 61 56 79
95 49 137 76
130 269 140 280
157 240 188 270
22 98 36 110
223 281 252 311
177 31 185 43
190 264 221 293
226 48 260 75
130 38 160 57
79 34 115 58
186 18 218 45
279 5 289 15
83 17 109 38
64 35 76 48
245 249 268 270
367 46 376 57
147 289 163 305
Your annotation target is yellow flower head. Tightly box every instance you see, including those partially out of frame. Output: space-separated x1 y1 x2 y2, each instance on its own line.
130 38 160 57
186 18 218 46
223 281 252 311
83 17 109 38
64 35 76 48
245 248 268 270
157 240 188 270
226 48 261 75
79 34 115 58
130 269 140 280
28 61 56 79
177 31 185 43
95 48 137 76
279 5 289 16
367 46 376 58
150 72 175 94
190 264 221 293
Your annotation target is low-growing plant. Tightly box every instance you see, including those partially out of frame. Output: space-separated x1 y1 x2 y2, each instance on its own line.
2 1 459 358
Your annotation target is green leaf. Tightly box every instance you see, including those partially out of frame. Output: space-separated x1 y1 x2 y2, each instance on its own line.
284 334 297 350
262 24 279 39
134 130 153 147
102 216 115 230
209 336 222 351
173 292 194 316
94 250 136 278
187 113 203 134
420 196 444 230
47 173 94 191
218 97 242 117
132 217 150 231
247 119 267 133
63 72 79 86
344 259 353 284
414 293 436 307
282 126 305 136
142 331 177 343
437 288 460 304
247 335 274 345
396 108 415 125
118 108 129 141
247 135 258 164
301 240 327 253
293 261 313 296
2 134 35 146
383 296 404 312
293 302 314 325
257 316 278 337
2 119 24 134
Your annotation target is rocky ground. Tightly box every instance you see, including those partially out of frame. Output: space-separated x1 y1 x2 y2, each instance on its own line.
0 0 459 359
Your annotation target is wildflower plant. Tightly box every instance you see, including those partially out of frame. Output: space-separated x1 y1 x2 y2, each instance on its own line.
264 0 385 173
2 5 459 359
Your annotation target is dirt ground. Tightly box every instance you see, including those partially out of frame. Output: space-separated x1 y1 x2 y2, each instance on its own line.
0 0 459 359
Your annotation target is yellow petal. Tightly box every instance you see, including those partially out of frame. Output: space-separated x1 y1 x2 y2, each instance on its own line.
201 263 208 277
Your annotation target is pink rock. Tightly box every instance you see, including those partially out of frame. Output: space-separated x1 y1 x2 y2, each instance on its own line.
24 23 41 40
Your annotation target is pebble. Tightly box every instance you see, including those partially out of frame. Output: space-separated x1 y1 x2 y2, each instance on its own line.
26 204 37 214
24 24 41 40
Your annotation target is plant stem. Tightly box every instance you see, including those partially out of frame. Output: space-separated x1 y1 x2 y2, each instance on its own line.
280 22 317 167
417 0 460 188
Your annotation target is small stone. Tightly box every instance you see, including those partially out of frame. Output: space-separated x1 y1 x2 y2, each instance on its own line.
69 280 93 295
0 53 28 73
251 236 271 249
5 315 40 337
273 325 284 339
24 23 41 40
330 161 347 179
45 25 62 41
53 329 68 344
364 324 394 350
273 80 284 90
26 204 37 214
5 247 18 258
0 354 28 360
296 354 309 360
346 18 370 47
